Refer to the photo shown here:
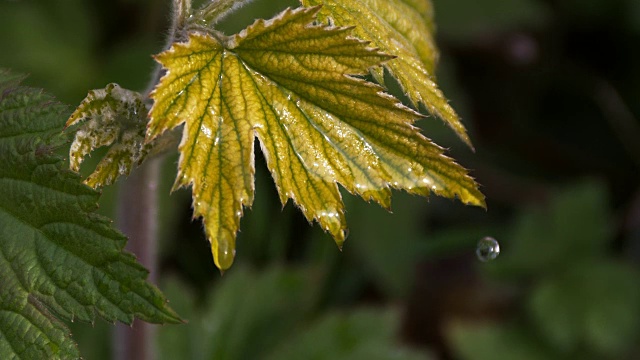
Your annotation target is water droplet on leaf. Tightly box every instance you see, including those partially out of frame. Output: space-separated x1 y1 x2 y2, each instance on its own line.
476 236 500 262
214 235 236 271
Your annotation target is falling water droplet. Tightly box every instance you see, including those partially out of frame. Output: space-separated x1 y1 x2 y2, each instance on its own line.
476 236 500 262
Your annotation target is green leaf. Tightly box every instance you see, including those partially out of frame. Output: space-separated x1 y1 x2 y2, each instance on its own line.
267 308 428 360
300 0 472 147
0 69 181 359
448 322 559 360
494 181 612 277
528 261 640 355
159 267 426 360
66 83 153 188
159 267 321 360
346 192 424 297
148 7 484 270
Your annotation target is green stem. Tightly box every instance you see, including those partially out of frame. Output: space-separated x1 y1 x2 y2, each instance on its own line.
112 1 190 358
113 0 255 357
197 0 258 25
173 0 192 32
143 0 191 98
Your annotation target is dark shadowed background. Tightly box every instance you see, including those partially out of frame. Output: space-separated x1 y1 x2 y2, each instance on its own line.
1 0 639 359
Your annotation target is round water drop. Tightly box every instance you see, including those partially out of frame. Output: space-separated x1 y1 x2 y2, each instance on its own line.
214 238 236 272
476 236 500 262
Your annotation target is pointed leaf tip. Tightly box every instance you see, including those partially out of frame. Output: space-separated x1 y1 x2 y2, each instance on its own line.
212 231 237 271
301 0 474 148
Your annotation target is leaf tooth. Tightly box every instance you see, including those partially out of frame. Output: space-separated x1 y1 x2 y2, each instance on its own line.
302 0 474 149
233 6 323 47
171 168 190 192
361 187 392 210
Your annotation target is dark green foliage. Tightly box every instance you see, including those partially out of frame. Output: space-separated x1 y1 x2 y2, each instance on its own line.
0 69 180 359
447 182 640 359
158 267 426 360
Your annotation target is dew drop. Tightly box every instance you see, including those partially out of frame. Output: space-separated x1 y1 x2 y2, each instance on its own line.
215 240 236 271
476 236 500 262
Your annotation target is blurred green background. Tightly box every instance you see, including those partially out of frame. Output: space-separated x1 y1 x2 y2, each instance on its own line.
1 0 639 359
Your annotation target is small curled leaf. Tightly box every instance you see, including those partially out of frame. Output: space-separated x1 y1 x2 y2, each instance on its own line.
0 69 181 360
66 83 153 187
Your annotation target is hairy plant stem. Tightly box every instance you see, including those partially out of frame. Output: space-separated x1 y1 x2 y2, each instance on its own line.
113 1 188 359
111 0 255 356
113 157 162 360
197 0 258 25
143 0 194 98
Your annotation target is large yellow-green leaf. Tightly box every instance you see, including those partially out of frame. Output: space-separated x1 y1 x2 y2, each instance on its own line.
300 0 472 147
148 7 484 271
